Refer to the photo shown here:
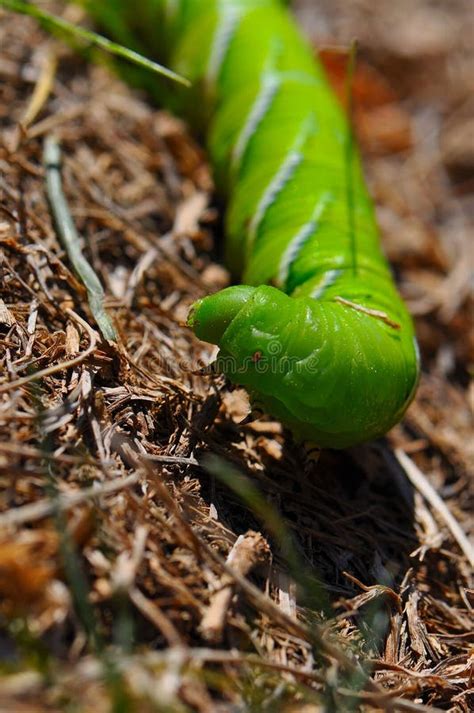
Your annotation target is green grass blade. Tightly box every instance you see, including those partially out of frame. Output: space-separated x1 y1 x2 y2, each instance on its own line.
0 0 190 86
43 136 117 342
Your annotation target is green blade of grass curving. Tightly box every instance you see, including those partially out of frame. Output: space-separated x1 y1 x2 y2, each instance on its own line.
43 135 117 342
0 0 190 87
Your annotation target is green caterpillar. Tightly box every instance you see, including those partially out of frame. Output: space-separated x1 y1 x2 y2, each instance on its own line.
88 0 420 448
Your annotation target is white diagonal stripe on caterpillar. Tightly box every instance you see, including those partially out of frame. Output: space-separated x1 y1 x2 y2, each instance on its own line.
277 191 333 288
206 5 241 87
311 269 343 299
232 68 322 179
246 114 316 254
231 72 280 174
231 38 284 174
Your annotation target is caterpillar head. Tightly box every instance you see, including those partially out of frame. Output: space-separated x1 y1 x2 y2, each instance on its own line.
188 285 418 448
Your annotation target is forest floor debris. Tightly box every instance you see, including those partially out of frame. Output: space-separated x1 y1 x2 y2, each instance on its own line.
0 1 472 711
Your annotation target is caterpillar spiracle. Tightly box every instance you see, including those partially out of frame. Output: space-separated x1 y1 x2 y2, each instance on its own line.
88 0 420 448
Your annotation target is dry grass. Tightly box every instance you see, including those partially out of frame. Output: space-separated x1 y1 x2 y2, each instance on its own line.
0 2 472 711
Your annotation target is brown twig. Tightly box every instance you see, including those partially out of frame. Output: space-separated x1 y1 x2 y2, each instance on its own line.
200 530 270 643
395 449 474 567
